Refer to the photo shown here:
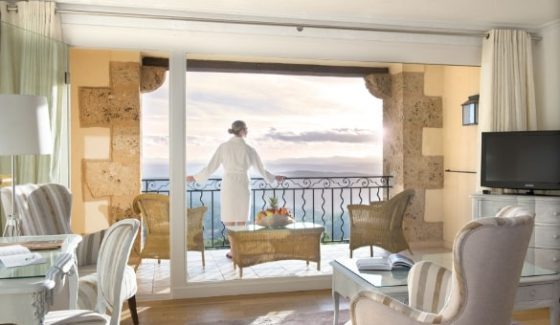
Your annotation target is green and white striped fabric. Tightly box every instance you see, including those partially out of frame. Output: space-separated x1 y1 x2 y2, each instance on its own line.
0 183 71 235
96 219 140 316
76 229 106 267
408 261 451 314
78 265 137 311
350 290 442 324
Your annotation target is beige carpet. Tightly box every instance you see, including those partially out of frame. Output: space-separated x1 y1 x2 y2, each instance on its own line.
189 309 350 325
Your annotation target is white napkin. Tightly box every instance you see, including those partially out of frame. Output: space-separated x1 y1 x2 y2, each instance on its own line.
0 245 47 268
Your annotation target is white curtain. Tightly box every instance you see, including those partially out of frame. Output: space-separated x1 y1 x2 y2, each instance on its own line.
479 29 537 132
0 1 68 186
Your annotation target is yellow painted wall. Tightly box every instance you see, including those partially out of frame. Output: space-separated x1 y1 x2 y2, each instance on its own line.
414 64 480 244
440 66 480 247
69 49 140 234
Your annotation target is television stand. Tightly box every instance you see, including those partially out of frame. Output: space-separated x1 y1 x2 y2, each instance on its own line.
472 193 560 272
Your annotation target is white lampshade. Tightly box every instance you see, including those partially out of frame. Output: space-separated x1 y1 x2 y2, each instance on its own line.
0 94 52 155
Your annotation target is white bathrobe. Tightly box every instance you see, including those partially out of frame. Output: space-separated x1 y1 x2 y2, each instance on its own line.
194 136 275 223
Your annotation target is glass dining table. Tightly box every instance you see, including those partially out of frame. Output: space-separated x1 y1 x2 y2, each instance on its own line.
0 234 82 324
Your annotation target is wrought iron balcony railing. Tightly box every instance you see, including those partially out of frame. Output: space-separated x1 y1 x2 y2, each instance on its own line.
141 176 392 248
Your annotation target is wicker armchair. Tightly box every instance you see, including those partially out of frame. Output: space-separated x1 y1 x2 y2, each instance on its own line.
132 193 207 268
347 189 414 257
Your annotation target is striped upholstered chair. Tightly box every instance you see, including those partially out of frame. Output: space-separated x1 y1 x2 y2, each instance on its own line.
0 183 139 324
44 218 140 325
347 206 534 325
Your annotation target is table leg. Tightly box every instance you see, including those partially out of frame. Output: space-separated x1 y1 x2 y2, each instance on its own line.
550 305 559 325
317 261 321 271
333 290 340 325
550 283 559 325
68 263 79 309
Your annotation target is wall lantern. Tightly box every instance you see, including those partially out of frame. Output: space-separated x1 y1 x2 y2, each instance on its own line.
462 94 479 126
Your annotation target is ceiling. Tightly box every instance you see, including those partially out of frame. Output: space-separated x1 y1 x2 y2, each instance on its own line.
54 0 560 65
56 0 559 28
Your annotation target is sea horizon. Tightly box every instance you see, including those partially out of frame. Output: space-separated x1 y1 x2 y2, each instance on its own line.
141 157 383 179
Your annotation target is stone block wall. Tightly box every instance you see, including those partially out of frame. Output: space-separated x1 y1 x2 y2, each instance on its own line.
79 62 141 223
79 62 166 225
366 71 444 243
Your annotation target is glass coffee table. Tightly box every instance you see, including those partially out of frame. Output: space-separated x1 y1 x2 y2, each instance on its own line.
227 222 324 278
331 252 560 325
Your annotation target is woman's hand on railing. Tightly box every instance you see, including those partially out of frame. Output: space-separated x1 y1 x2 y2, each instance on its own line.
275 175 286 183
186 176 196 183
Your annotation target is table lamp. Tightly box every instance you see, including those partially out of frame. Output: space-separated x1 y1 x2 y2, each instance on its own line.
0 94 52 236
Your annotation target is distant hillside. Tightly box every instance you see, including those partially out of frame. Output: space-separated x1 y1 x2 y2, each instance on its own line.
142 156 382 179
278 170 373 178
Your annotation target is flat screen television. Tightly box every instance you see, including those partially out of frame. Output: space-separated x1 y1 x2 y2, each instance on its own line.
481 131 560 191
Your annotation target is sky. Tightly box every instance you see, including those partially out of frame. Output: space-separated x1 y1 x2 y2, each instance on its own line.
141 71 383 178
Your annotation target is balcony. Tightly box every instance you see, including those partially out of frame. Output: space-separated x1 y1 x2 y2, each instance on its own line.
141 175 391 247
137 176 392 296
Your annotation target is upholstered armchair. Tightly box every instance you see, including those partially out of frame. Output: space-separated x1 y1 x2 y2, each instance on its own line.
347 189 414 257
347 206 534 325
132 193 207 268
44 219 140 325
0 183 139 324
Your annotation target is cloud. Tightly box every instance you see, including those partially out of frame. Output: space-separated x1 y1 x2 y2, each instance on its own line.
261 128 380 144
185 72 379 119
144 135 169 146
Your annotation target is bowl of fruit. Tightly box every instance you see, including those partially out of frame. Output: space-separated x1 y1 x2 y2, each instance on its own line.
256 197 294 228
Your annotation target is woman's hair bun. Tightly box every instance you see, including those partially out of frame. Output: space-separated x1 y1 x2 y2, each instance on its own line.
229 120 247 135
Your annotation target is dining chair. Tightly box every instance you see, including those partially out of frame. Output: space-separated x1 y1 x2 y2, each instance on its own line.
0 183 139 324
44 218 140 325
132 193 207 268
347 189 414 257
346 206 534 325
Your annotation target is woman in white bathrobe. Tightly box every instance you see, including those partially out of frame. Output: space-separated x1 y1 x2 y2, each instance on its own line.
187 120 284 227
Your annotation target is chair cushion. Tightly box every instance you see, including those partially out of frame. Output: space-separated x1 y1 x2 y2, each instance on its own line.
44 310 110 324
79 264 97 276
77 265 137 310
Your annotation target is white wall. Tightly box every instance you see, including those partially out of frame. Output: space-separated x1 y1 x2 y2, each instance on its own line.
534 21 560 130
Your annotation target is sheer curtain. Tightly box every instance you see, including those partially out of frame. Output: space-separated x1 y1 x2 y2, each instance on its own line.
479 29 537 132
0 1 68 186
476 29 537 192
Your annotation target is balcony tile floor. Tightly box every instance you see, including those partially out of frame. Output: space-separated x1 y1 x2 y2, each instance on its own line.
136 243 449 297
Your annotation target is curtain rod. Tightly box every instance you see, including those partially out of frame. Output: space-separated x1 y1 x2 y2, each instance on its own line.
55 8 542 40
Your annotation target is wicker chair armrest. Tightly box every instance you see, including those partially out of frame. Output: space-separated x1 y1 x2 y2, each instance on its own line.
76 229 106 267
350 290 441 325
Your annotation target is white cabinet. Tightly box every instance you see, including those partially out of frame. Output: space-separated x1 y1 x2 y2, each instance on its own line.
472 194 560 271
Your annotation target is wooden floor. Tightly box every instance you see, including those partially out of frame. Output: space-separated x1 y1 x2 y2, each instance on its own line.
120 290 553 325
